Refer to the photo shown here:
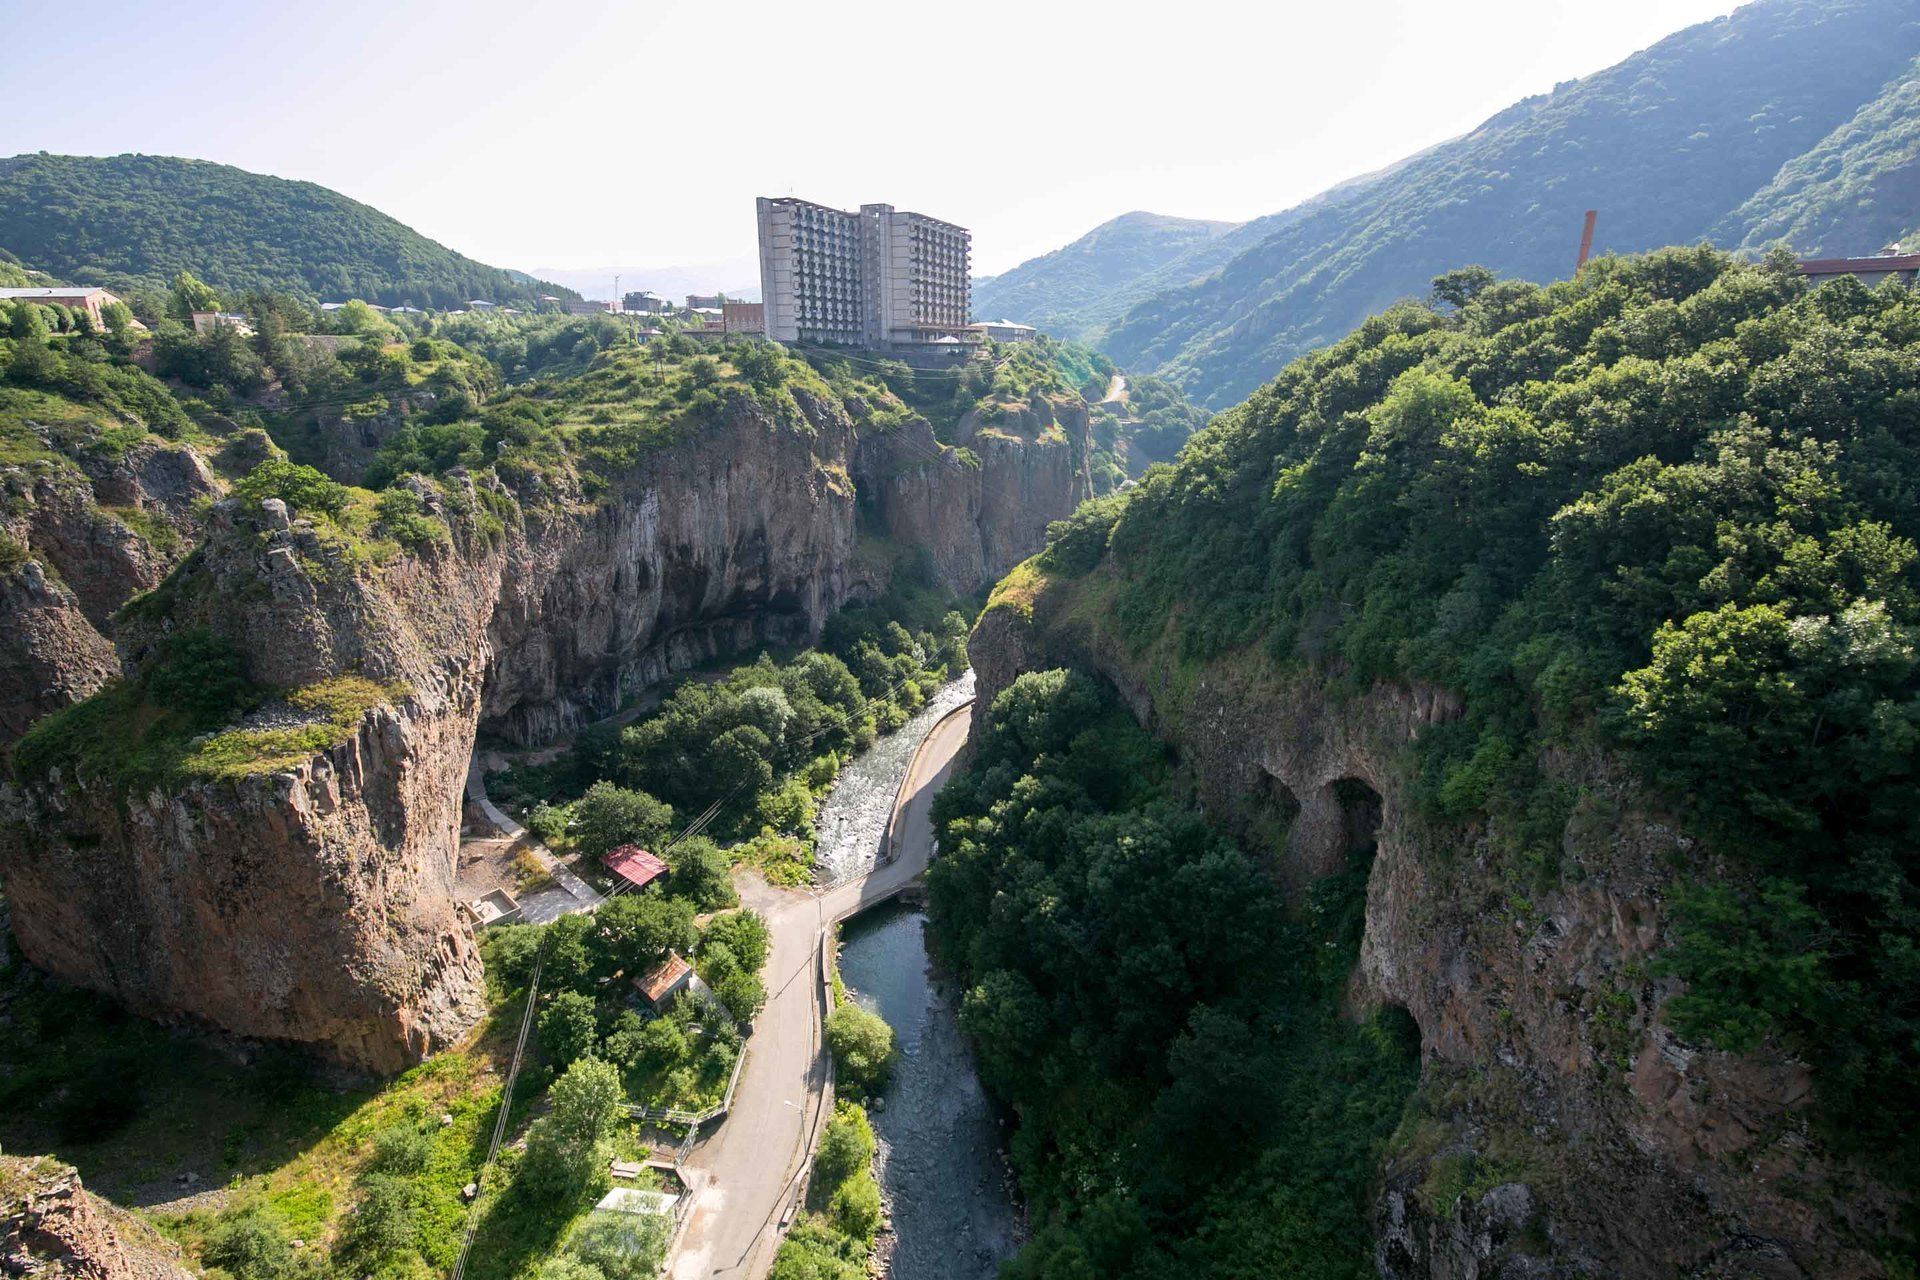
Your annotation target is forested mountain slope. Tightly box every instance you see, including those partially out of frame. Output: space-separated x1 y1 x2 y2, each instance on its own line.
0 153 577 308
1719 52 1920 253
970 212 1240 342
1060 0 1920 406
963 248 1920 1277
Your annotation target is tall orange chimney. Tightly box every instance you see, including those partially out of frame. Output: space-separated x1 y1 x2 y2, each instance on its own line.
1575 210 1598 272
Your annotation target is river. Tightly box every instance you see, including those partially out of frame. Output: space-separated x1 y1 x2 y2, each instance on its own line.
812 669 975 886
837 903 1022 1280
808 666 1020 1279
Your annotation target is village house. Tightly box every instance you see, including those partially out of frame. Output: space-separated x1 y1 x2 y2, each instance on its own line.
633 951 708 1011
602 844 668 893
0 285 134 330
191 309 253 337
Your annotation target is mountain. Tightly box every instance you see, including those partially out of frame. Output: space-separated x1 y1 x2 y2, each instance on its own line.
527 258 763 304
0 153 577 308
969 211 1240 342
1040 0 1920 407
1718 53 1920 253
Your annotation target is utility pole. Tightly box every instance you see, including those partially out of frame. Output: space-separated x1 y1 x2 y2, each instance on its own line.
1575 210 1598 273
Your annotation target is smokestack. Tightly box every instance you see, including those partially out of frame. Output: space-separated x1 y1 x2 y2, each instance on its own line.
1575 210 1598 272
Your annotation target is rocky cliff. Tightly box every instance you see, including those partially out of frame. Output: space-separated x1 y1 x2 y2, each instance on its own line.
853 391 1091 598
0 1156 191 1280
968 572 1897 1280
0 433 218 754
1 377 1090 1071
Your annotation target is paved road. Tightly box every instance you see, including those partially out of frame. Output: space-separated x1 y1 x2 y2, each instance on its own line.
670 705 972 1280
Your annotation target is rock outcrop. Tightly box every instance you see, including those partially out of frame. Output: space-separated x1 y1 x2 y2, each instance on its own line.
0 385 1090 1071
0 1156 191 1280
968 575 1899 1279
1 435 218 754
853 392 1091 598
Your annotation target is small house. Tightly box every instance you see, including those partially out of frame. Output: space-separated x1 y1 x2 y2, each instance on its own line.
603 845 667 893
633 951 707 1010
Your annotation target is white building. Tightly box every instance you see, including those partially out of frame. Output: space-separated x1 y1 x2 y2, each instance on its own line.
756 196 972 349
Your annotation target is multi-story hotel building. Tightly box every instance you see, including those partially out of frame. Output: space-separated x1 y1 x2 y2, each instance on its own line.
756 197 972 349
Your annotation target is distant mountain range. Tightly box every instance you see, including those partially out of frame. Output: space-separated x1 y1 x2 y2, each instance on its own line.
970 212 1241 343
0 153 578 308
989 0 1920 407
528 260 762 305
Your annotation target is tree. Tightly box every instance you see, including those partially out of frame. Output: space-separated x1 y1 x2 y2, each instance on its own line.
517 1057 625 1203
701 910 770 974
669 836 736 910
540 990 599 1067
201 1205 298 1280
167 269 221 319
824 1005 895 1095
566 1211 669 1280
811 1103 874 1190
593 892 696 976
1429 265 1497 310
571 782 675 860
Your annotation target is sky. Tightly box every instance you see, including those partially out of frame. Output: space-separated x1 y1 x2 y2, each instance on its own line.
1 0 1744 293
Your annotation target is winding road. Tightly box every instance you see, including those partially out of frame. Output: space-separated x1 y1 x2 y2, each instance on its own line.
669 703 972 1279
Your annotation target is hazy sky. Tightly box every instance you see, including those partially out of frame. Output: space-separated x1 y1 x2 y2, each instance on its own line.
2 0 1743 287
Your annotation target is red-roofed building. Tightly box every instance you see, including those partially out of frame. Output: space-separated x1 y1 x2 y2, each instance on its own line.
603 845 668 892
633 951 705 1009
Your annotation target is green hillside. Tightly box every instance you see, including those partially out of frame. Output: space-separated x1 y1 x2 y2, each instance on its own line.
1049 0 1920 407
1719 53 1920 254
1013 249 1920 1225
0 153 576 308
970 211 1240 343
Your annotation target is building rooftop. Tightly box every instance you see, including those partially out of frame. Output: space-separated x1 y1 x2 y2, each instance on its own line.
1798 253 1920 275
603 845 668 891
0 286 111 300
634 951 692 1003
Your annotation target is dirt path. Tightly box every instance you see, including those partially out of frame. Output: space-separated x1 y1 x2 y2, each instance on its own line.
669 705 971 1279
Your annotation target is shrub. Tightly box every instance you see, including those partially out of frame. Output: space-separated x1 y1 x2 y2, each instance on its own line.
823 1004 895 1096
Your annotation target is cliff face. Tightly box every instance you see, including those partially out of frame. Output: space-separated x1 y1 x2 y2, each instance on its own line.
0 437 217 751
0 1156 192 1280
853 393 1092 598
6 491 501 1072
969 587 1897 1280
1 383 1088 1071
484 387 860 744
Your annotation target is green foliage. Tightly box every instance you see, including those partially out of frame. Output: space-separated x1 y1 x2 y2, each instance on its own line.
569 782 676 861
928 670 1419 1279
232 457 350 518
202 1204 303 1280
771 1103 879 1279
0 153 576 308
539 992 600 1068
561 1211 669 1280
1062 245 1920 1183
668 836 737 911
515 1057 624 1204
823 1004 895 1096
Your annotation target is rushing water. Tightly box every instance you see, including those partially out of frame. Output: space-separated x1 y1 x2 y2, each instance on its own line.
838 903 1021 1280
812 669 975 885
